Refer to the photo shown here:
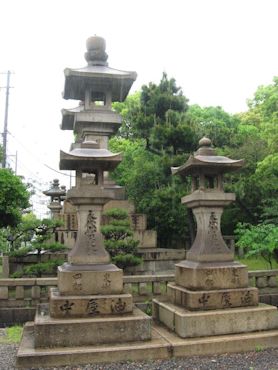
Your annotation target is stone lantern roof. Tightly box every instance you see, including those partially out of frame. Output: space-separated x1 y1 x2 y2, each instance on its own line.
43 179 66 199
63 35 137 101
171 137 244 177
59 147 122 171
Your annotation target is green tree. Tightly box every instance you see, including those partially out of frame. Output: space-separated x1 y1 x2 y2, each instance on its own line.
116 73 195 155
7 214 66 277
243 76 278 153
113 91 141 139
101 208 141 270
186 104 240 148
109 137 190 247
235 223 278 269
0 169 30 227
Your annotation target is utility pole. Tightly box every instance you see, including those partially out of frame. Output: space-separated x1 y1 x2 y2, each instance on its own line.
1 70 12 168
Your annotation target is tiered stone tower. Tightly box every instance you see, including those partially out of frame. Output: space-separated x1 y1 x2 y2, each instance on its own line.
17 36 151 367
153 138 278 338
43 179 66 218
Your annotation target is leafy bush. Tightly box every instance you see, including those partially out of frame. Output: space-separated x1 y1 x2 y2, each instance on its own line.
11 258 64 278
112 254 142 269
36 242 67 253
9 246 32 257
235 223 278 269
103 208 129 220
101 208 141 270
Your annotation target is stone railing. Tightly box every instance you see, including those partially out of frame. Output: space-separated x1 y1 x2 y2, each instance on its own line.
248 270 278 306
0 270 277 324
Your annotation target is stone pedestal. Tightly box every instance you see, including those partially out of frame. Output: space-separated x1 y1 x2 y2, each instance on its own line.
153 260 278 338
58 263 123 295
153 300 278 338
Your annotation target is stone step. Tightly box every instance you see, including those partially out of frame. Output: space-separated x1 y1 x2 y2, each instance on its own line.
16 321 278 368
34 307 151 348
153 299 278 338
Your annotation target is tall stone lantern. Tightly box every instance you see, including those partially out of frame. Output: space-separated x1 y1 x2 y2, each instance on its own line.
153 137 278 339
17 37 151 367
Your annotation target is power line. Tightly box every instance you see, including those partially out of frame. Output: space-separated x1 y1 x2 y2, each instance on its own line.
7 130 72 177
43 163 72 177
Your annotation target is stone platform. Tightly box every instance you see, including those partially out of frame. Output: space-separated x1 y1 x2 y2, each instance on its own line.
34 305 151 348
153 300 278 338
16 322 278 368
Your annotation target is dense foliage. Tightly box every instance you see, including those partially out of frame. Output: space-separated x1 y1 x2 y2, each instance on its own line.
101 208 141 270
111 73 278 252
0 169 30 227
2 213 66 277
235 223 278 269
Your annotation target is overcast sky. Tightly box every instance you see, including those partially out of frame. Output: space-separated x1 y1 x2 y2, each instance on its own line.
0 0 277 217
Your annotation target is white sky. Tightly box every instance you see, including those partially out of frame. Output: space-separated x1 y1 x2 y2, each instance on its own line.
0 0 277 217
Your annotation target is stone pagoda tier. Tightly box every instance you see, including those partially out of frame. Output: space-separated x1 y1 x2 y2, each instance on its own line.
43 179 66 218
153 137 278 338
17 36 151 367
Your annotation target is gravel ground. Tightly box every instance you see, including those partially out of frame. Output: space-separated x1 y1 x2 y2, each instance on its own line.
1 344 278 370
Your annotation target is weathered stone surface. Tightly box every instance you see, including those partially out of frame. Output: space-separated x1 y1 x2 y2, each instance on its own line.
125 248 185 274
167 283 259 310
34 306 151 348
49 288 133 318
58 263 123 295
2 256 9 278
185 205 234 262
154 324 278 359
130 214 147 231
134 230 157 249
0 287 8 299
153 299 278 338
17 323 170 368
66 202 111 265
175 260 249 290
16 322 278 368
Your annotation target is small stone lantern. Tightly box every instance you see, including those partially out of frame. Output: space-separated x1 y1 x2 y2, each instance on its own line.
172 137 244 262
152 137 278 341
43 179 66 218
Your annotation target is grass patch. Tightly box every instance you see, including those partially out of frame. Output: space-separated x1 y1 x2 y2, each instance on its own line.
0 264 2 278
237 256 278 270
0 326 23 344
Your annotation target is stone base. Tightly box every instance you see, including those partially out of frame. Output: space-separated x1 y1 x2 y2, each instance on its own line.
58 263 123 295
153 299 278 338
17 322 278 368
167 283 259 310
175 260 249 290
49 288 133 318
34 306 151 348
